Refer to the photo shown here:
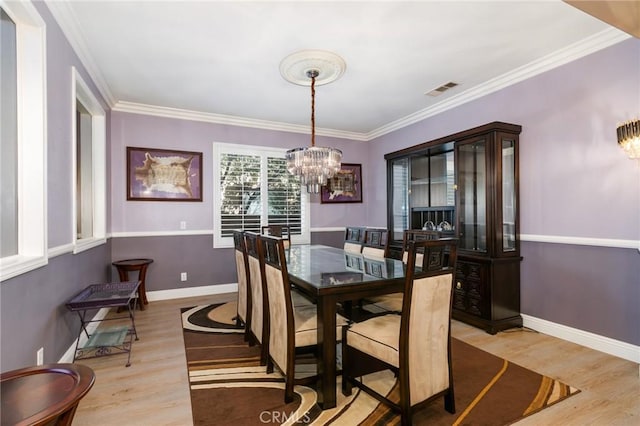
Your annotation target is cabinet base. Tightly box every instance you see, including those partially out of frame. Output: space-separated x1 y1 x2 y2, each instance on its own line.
453 310 523 335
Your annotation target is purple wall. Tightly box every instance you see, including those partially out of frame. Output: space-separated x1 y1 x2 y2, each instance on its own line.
110 113 370 232
2 3 638 374
0 243 112 371
0 2 112 372
368 39 640 239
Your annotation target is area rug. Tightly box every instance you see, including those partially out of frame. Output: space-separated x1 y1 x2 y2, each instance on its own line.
182 303 579 425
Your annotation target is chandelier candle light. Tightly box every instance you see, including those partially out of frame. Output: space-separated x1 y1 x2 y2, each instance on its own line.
281 50 345 193
617 119 640 159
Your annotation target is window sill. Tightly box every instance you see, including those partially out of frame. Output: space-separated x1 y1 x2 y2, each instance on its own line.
1 255 48 282
73 237 107 254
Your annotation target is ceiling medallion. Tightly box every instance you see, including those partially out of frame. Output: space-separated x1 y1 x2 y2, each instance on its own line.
279 49 346 86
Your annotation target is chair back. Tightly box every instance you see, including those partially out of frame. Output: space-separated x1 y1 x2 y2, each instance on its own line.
257 234 294 374
244 231 264 343
261 225 291 248
401 238 457 406
232 231 250 324
361 228 389 258
401 229 441 264
344 226 365 253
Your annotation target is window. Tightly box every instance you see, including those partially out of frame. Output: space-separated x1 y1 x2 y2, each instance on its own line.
0 2 46 281
72 67 106 253
1 7 18 258
213 143 310 248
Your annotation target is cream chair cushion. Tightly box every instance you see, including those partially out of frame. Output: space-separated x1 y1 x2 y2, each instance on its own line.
247 255 263 342
293 305 348 347
234 249 248 322
408 273 452 405
347 273 453 406
402 251 424 266
265 264 348 370
344 242 362 253
346 314 400 367
367 293 403 313
291 289 314 308
361 246 385 258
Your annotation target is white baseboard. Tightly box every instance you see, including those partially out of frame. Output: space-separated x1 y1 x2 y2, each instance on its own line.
58 308 111 363
146 283 238 301
522 314 640 365
59 290 638 372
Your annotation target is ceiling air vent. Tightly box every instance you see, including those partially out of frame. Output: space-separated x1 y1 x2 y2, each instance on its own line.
425 81 459 97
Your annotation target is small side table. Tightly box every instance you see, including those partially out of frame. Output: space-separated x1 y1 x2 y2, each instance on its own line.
1 363 95 426
112 258 154 310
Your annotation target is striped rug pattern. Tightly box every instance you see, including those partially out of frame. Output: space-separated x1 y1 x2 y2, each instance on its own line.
182 303 579 425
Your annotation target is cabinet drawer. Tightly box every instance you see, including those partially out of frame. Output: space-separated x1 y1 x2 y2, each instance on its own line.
454 260 487 318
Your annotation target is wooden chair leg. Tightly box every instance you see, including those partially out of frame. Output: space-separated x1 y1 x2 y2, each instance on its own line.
341 327 353 396
284 377 295 403
444 387 455 414
260 338 269 366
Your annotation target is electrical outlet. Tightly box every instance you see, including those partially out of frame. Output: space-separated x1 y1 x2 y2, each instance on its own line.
180 272 187 282
37 347 44 365
180 221 186 230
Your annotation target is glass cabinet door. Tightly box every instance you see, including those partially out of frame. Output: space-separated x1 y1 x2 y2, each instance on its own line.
389 157 409 241
457 139 487 252
502 138 517 252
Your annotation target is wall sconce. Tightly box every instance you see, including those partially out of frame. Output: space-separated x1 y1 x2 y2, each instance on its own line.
617 119 640 159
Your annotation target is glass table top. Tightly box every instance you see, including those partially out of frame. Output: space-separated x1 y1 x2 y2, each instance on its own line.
286 245 406 290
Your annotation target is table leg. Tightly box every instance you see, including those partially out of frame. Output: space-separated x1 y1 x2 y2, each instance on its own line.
116 268 146 311
316 295 337 409
137 265 149 309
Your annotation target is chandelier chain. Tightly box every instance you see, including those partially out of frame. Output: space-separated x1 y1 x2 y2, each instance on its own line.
310 75 316 147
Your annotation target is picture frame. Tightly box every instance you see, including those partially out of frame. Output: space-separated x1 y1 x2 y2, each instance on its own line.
320 163 362 203
127 146 203 201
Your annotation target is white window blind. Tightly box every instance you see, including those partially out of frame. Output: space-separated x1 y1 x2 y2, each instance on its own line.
213 143 309 248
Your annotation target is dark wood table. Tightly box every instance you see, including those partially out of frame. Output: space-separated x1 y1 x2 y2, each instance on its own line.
1 363 95 426
285 245 407 409
112 258 154 310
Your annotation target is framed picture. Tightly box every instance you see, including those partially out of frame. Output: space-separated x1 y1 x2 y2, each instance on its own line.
127 147 203 201
320 163 362 203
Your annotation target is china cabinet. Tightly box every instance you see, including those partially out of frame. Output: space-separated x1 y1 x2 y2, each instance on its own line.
385 122 522 334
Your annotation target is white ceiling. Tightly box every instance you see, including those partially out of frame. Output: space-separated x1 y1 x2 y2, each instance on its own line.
47 1 631 140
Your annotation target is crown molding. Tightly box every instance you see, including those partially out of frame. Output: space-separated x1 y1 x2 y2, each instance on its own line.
45 0 116 106
365 28 631 140
48 1 629 142
112 101 369 141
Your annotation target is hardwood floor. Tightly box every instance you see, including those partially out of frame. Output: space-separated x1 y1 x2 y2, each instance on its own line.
72 293 639 425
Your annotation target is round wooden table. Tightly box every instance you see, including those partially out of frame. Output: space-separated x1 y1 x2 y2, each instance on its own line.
1 363 95 426
112 258 154 310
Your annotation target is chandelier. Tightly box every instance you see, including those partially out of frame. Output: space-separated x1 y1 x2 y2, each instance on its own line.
617 119 640 159
281 50 345 193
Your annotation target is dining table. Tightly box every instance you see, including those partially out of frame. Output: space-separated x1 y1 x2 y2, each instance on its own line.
285 244 408 410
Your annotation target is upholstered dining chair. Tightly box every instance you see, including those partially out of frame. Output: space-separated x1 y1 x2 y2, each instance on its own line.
261 225 291 248
257 234 349 403
361 228 389 258
244 231 269 364
246 232 314 365
342 238 458 426
344 226 365 253
401 229 441 264
365 229 442 313
232 231 251 338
